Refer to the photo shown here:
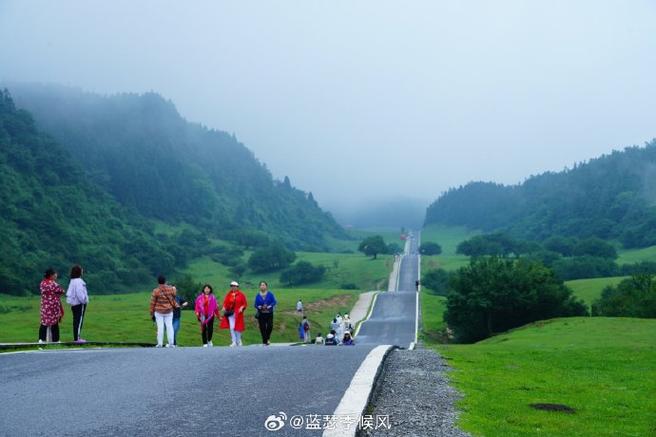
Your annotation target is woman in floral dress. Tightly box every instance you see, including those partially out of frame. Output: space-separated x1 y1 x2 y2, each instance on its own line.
38 268 65 343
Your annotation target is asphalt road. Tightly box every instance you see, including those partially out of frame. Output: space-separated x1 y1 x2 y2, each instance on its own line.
355 234 419 347
0 346 375 436
0 234 420 436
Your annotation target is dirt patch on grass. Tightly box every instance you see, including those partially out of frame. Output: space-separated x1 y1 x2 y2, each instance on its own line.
281 295 352 316
530 403 576 414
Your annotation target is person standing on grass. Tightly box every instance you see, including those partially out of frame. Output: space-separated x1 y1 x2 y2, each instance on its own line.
172 293 188 346
149 275 179 348
300 316 311 343
66 265 89 344
254 281 277 345
220 281 247 347
195 284 218 347
296 299 303 314
38 268 65 343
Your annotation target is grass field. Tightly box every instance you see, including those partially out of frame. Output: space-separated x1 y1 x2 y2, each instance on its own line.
420 224 479 273
420 291 447 342
617 245 656 265
436 317 656 437
0 288 357 347
565 276 628 307
184 251 393 293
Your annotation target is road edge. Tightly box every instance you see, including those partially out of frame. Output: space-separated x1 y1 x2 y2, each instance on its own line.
322 344 394 437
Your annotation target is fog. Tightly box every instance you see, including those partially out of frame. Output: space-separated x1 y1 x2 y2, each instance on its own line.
1 1 655 224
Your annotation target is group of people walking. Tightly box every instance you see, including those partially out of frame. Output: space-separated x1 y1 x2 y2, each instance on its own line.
38 267 356 348
149 278 270 348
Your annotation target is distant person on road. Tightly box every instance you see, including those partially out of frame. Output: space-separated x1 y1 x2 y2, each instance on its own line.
149 275 179 348
324 330 338 346
195 284 218 347
296 299 303 314
314 333 325 345
254 281 277 345
38 268 65 343
341 331 354 346
299 316 311 343
172 293 188 346
220 281 247 347
343 313 353 332
415 280 420 291
66 264 89 344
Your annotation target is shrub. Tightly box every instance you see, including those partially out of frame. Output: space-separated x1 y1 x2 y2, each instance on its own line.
592 274 656 318
445 257 587 343
280 261 326 286
422 269 450 296
419 242 442 256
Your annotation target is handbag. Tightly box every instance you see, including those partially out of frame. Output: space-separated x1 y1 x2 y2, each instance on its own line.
223 291 237 318
254 309 260 319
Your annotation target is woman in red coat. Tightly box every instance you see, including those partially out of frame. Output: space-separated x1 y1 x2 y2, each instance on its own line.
220 281 248 346
38 268 65 343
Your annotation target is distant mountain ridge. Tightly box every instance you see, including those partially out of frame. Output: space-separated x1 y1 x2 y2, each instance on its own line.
425 141 656 248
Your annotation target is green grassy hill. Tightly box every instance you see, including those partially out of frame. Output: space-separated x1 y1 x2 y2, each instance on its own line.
565 276 628 307
185 251 393 293
420 224 480 272
436 318 656 436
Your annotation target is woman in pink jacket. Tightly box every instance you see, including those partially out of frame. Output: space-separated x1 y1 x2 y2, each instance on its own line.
195 284 219 347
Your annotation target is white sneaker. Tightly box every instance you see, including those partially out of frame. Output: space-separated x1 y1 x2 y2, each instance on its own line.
237 340 243 346
208 341 213 347
155 344 163 348
203 344 208 348
38 339 45 344
230 342 236 347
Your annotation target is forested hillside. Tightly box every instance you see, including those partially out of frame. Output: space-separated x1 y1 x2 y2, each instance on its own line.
0 89 185 294
0 85 350 295
425 142 656 248
8 83 346 250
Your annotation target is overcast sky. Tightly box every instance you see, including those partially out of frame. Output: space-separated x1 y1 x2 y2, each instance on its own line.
1 1 655 216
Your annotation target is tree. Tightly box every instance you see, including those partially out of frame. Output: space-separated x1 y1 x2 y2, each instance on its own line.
572 237 618 259
248 242 296 273
280 261 326 286
358 236 388 259
456 233 520 257
422 269 450 295
592 274 656 317
444 257 587 343
419 242 442 256
543 236 577 256
387 243 403 255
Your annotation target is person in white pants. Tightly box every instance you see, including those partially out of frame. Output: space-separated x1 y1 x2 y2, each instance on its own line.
155 312 174 347
228 314 241 346
149 275 179 348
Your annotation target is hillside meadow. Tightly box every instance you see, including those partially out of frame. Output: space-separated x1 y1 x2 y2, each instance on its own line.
420 224 480 273
436 317 656 436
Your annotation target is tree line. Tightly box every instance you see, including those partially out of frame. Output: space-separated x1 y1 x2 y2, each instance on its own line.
425 141 656 249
